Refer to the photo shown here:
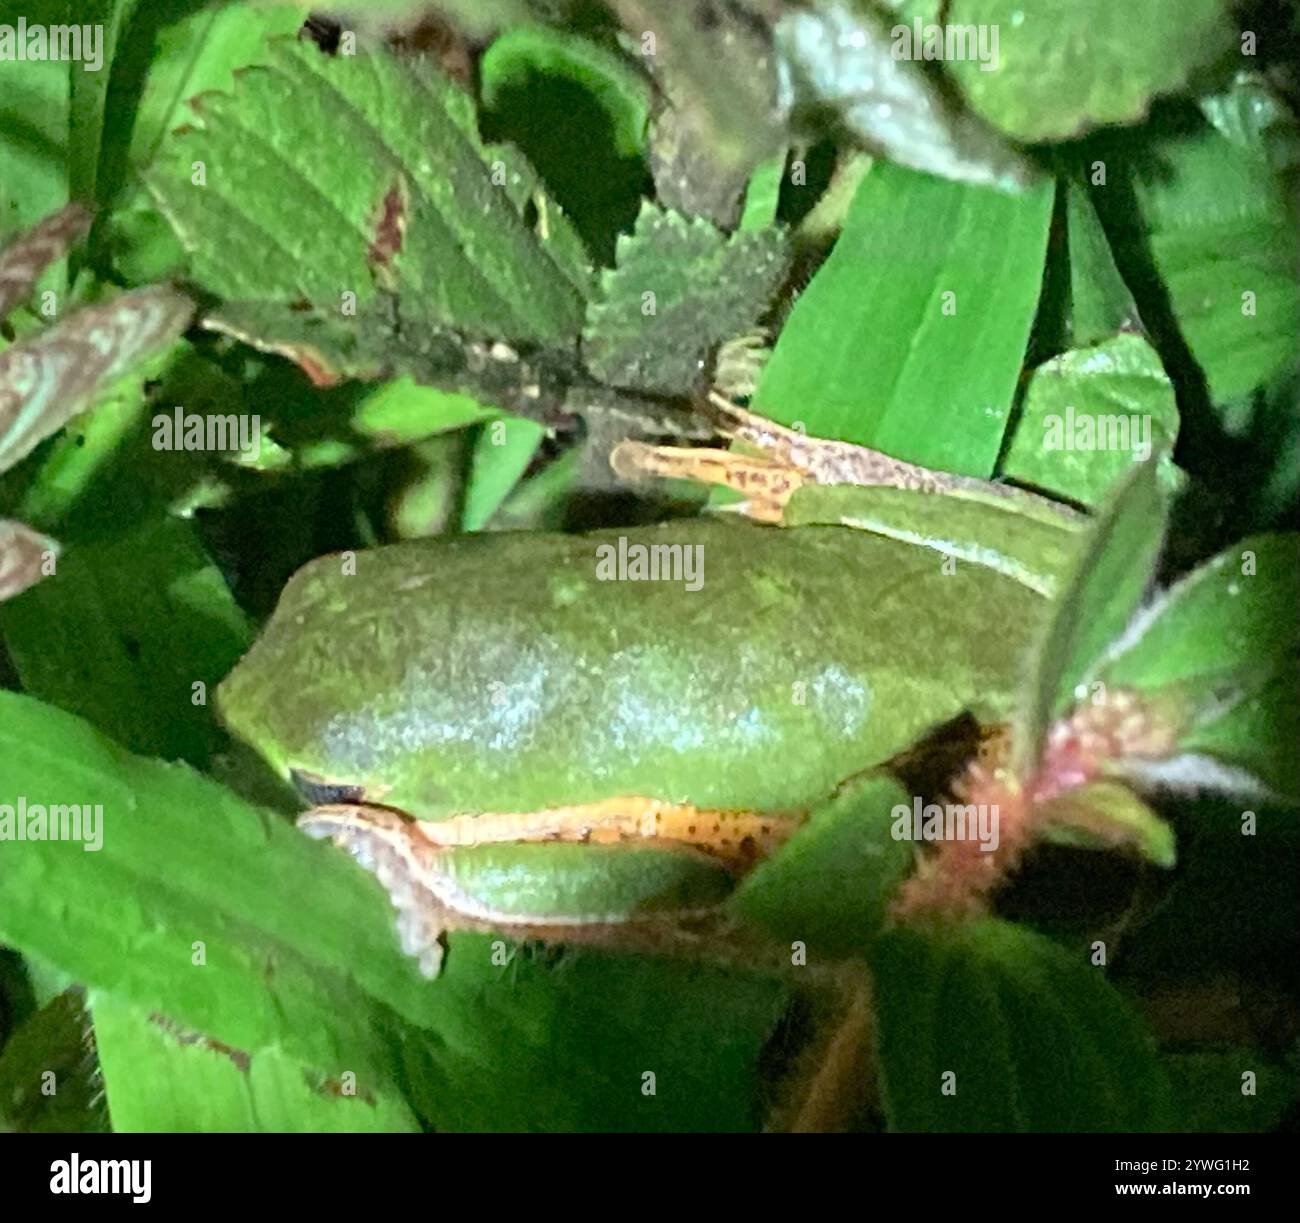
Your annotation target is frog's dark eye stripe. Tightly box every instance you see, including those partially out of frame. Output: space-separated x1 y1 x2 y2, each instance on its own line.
290 768 368 806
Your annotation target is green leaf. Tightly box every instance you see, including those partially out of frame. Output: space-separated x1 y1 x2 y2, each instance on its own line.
1163 1050 1297 1134
1122 107 1299 405
0 517 251 766
1002 334 1180 506
945 0 1232 143
582 203 788 396
1065 181 1139 347
0 991 107 1133
1099 533 1300 696
460 415 546 532
1096 533 1300 798
67 0 137 211
145 39 587 360
1015 460 1167 772
731 774 914 957
872 919 1172 1131
0 693 789 1131
1038 780 1176 867
753 164 1053 471
123 1 311 174
0 0 72 234
91 994 421 1133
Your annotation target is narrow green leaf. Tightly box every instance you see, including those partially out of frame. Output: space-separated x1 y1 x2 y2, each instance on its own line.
460 415 545 532
753 164 1053 472
1015 460 1166 772
1066 181 1140 347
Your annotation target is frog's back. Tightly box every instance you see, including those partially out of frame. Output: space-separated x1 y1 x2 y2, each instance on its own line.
218 520 1043 816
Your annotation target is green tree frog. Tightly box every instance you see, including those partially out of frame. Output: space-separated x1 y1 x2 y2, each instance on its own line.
218 404 1082 976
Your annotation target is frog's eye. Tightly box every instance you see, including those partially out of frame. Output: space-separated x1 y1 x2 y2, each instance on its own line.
290 768 368 806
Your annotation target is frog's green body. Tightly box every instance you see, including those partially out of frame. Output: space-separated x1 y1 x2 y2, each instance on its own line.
218 518 1047 820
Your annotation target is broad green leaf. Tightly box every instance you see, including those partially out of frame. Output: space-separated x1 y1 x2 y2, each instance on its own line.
731 774 913 957
460 415 545 532
774 1 1033 191
583 203 788 396
872 919 1172 1131
1097 532 1299 797
1002 334 1180 506
0 517 251 766
1015 460 1166 772
946 0 1232 142
1098 533 1300 696
92 994 421 1133
1119 107 1299 405
0 991 108 1133
784 484 1083 599
146 39 586 360
0 693 789 1131
753 164 1053 472
1174 669 1299 801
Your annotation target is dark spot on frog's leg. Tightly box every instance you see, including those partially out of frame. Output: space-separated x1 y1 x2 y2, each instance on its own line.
290 768 368 806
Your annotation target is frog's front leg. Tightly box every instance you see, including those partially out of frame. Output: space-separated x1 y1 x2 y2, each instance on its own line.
612 390 1070 523
309 796 804 871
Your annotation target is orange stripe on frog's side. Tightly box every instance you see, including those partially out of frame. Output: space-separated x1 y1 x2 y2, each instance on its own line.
407 797 802 872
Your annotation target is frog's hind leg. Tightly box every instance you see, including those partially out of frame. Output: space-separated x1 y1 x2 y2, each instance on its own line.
298 804 450 978
415 797 804 874
611 391 983 524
